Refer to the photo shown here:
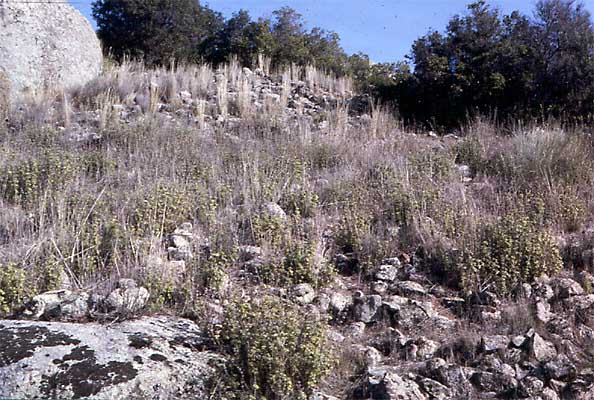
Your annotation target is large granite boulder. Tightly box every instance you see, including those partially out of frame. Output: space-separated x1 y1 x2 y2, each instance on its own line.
0 317 222 399
0 0 102 97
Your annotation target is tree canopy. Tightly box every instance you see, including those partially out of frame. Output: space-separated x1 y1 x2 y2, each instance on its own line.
376 0 594 126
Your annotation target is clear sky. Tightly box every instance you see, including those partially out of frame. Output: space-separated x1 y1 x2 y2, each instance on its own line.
71 0 594 63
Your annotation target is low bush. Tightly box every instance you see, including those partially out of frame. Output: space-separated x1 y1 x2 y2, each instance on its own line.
218 296 335 400
0 263 28 315
457 212 563 295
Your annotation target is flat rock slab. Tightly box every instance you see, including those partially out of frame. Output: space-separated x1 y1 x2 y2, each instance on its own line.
0 317 221 399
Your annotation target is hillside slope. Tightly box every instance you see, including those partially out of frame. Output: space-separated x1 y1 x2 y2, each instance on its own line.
1 60 594 399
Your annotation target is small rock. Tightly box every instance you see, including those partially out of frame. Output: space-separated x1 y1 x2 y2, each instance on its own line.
367 369 427 400
511 335 527 348
520 376 544 397
106 280 150 314
21 290 90 321
541 387 561 400
290 283 315 305
417 377 451 400
238 245 262 262
481 335 509 354
352 292 382 323
310 393 339 400
551 277 584 299
329 292 350 313
374 264 398 282
470 371 518 393
535 301 553 323
362 346 383 367
415 337 439 359
345 322 366 338
327 330 345 343
544 354 576 380
529 332 557 363
261 202 287 222
391 281 427 297
382 257 402 267
371 281 389 295
577 271 594 292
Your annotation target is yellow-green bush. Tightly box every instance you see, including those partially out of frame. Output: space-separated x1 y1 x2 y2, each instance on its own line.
457 213 562 294
131 184 195 236
0 151 78 208
258 239 319 286
0 263 28 315
219 296 335 400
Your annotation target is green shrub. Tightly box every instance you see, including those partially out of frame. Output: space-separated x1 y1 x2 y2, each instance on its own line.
0 151 78 208
258 239 319 286
198 251 229 292
280 187 319 218
131 184 195 236
219 296 335 400
0 263 28 315
457 213 562 294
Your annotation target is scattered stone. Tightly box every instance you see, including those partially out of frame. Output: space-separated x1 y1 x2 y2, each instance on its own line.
481 335 509 354
21 290 90 321
310 393 340 400
528 332 557 363
417 377 451 400
329 292 350 313
577 271 594 292
541 387 561 400
520 376 545 397
367 368 427 400
511 335 527 348
535 301 554 323
345 322 366 338
391 281 427 297
261 202 287 222
238 245 262 262
106 279 150 314
415 337 440 359
544 355 576 380
352 292 382 324
551 277 584 299
382 257 402 267
374 264 398 282
168 223 194 261
470 371 518 394
290 283 316 305
361 345 383 367
371 280 389 295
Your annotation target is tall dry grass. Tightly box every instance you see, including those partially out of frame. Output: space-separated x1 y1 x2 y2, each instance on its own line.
1 59 592 315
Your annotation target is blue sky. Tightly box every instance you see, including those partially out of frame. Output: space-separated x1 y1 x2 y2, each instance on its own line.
71 0 594 63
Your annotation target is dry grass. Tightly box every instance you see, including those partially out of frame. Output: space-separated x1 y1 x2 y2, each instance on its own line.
1 60 593 316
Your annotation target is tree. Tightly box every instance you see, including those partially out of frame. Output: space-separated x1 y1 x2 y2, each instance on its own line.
270 7 310 67
92 0 223 65
532 0 594 115
375 0 594 127
203 10 273 67
268 7 349 73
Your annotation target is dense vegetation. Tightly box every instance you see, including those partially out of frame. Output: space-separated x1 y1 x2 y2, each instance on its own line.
93 0 594 127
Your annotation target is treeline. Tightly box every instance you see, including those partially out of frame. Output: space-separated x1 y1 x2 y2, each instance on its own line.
92 0 594 127
92 0 350 74
389 0 594 127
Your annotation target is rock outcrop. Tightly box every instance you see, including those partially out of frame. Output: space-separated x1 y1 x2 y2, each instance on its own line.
0 317 221 399
0 0 102 97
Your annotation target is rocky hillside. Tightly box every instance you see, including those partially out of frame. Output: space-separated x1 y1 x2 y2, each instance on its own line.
1 60 594 399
